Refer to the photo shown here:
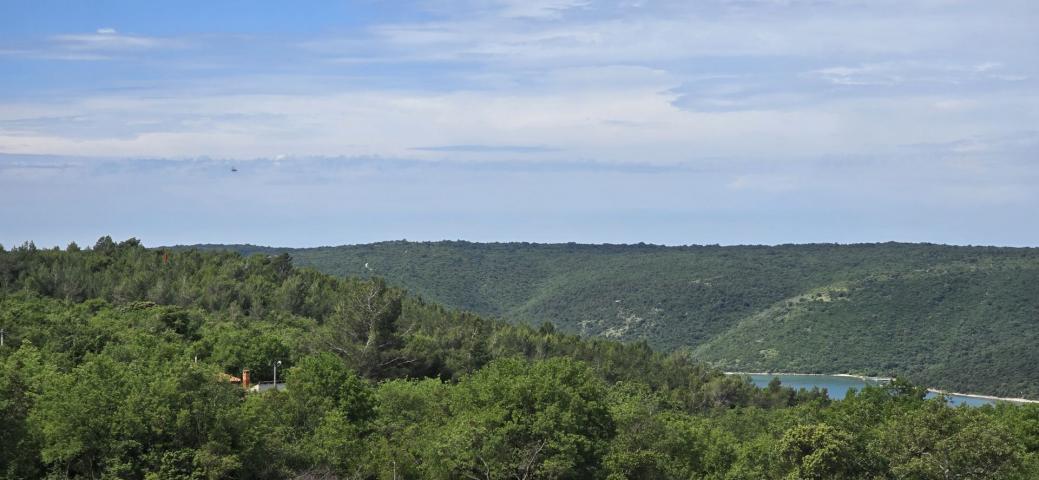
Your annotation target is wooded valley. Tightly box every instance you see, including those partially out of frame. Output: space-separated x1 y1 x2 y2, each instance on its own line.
1 239 1038 479
192 241 1039 399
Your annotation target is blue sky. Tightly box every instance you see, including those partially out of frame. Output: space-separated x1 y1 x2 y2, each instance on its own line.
1 0 1037 248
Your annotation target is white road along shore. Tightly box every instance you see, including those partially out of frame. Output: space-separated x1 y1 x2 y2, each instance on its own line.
725 372 1039 404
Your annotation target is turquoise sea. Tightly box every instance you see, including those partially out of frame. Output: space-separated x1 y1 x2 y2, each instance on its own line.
739 373 1000 407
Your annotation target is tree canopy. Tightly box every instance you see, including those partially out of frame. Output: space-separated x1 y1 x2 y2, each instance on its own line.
1 238 1037 479
192 240 1039 399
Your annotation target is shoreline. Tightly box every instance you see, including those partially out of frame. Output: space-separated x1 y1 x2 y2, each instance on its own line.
925 388 1039 405
724 371 1039 404
724 371 894 383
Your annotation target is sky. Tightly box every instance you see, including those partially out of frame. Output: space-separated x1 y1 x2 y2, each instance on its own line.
1 0 1037 248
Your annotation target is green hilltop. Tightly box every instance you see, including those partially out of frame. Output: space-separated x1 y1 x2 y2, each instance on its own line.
194 241 1039 399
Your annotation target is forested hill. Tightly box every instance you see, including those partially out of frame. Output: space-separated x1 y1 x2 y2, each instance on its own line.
191 241 1039 399
3 239 1039 479
0 238 806 478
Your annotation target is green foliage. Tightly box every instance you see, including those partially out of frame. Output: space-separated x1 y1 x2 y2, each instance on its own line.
603 382 739 480
322 278 407 378
777 423 863 479
1 238 1037 479
878 402 1025 479
439 357 614 479
203 240 1039 399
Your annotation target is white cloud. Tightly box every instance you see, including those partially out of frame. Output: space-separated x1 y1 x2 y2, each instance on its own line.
812 64 904 86
51 32 173 51
727 174 800 193
932 99 978 111
0 29 188 61
2 0 1037 247
356 0 1035 67
5 81 1035 163
496 0 591 18
808 61 1034 92
2 0 1036 167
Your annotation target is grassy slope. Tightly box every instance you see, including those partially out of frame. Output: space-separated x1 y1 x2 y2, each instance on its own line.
184 241 1039 398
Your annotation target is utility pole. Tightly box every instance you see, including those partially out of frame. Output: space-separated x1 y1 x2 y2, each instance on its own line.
273 360 282 391
1 328 5 347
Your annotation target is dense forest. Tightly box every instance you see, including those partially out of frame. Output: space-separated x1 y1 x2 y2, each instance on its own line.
2 238 1039 479
187 241 1039 399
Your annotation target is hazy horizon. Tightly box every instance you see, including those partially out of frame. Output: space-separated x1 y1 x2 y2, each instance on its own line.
10 234 1039 252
